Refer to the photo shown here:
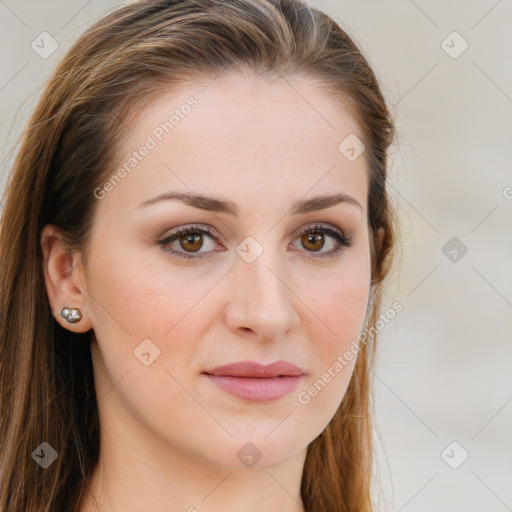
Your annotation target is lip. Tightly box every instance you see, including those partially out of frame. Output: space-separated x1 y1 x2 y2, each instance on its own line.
205 360 305 378
203 360 305 402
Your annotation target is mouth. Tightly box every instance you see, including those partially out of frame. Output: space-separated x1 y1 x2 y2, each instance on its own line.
202 360 305 402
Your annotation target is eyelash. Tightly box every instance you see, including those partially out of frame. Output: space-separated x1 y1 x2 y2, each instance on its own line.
157 223 352 260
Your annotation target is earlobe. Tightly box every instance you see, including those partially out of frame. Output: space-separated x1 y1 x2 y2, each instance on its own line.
40 224 92 333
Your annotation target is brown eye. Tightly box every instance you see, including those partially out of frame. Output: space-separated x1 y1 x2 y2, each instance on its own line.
292 224 351 259
179 233 203 252
301 232 325 252
158 225 219 259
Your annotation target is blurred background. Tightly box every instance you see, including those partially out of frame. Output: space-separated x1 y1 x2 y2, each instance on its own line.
1 1 510 510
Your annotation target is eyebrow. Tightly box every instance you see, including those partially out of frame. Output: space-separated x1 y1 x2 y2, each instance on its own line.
137 190 363 215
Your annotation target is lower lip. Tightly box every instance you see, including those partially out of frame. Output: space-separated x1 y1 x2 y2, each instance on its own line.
204 374 304 402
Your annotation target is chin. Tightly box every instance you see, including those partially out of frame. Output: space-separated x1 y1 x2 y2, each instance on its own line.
194 423 309 470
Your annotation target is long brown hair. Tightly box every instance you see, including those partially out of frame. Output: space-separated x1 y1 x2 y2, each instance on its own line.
0 1 396 510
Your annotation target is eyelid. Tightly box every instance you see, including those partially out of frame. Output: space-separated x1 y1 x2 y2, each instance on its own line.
290 222 345 241
159 223 223 245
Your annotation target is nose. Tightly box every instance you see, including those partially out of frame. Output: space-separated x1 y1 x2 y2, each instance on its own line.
223 246 300 342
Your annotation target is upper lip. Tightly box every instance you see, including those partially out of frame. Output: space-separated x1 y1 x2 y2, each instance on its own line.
203 360 305 378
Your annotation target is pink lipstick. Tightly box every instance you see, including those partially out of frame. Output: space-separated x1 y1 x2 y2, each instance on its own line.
203 361 305 402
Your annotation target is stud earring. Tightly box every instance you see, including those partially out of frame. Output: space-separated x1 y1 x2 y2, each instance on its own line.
60 307 83 324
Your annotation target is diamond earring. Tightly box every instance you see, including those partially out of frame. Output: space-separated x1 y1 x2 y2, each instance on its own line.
60 307 83 323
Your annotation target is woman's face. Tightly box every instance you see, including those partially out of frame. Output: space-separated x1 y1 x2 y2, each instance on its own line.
67 73 371 469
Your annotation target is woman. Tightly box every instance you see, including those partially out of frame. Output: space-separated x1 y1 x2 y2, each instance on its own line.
0 0 397 510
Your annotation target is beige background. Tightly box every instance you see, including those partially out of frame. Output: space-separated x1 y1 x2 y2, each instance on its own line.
1 1 511 510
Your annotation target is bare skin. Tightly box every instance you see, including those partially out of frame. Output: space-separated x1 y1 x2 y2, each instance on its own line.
42 72 371 512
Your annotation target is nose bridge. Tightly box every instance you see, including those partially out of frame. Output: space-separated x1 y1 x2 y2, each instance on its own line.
225 237 299 339
242 247 284 305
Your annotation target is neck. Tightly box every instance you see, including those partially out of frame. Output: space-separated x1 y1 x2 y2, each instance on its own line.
78 414 307 512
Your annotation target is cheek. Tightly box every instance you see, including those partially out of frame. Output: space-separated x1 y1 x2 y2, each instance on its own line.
314 271 369 323
307 275 369 370
293 254 371 418
85 246 217 426
85 242 221 374
86 252 170 340
302 255 371 350
87 239 176 333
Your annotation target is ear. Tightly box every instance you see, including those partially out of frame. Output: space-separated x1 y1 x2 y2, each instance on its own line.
40 224 92 333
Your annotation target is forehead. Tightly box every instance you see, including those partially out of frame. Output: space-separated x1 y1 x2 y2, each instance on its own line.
98 72 368 217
